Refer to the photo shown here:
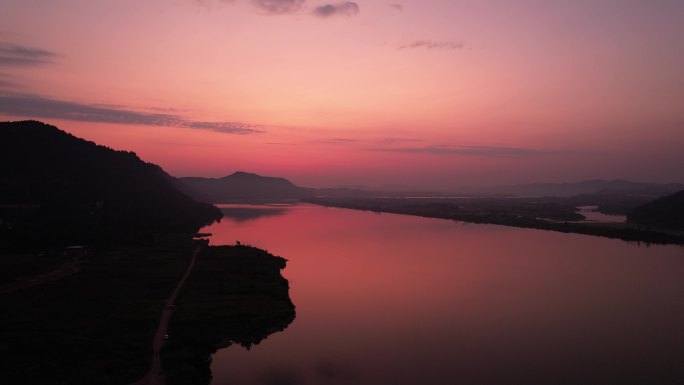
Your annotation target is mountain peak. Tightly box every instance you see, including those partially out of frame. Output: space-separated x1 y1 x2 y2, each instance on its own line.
226 171 261 178
181 172 310 202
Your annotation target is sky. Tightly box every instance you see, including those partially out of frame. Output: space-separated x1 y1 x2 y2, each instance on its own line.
1 0 683 189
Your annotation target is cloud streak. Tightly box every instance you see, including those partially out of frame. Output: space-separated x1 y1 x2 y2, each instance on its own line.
250 0 304 14
0 73 21 89
398 40 465 51
0 79 19 89
312 137 359 145
371 145 547 157
193 0 360 19
312 2 360 18
0 43 58 67
376 137 423 145
0 94 262 134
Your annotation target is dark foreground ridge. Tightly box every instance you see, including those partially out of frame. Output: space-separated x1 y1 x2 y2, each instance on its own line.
0 120 222 249
306 196 684 245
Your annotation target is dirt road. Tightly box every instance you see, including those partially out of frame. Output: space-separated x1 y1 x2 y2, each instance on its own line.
133 245 201 385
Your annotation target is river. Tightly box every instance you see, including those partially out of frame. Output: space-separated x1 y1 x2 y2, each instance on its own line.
201 203 684 385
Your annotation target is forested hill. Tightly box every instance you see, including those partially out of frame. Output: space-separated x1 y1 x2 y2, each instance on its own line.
628 189 684 230
0 120 221 248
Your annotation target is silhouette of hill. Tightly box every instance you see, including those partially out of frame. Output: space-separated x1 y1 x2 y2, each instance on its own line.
179 172 312 202
0 120 221 248
628 190 684 230
486 179 684 197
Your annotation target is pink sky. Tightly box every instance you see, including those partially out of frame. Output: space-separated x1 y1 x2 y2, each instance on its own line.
1 0 683 189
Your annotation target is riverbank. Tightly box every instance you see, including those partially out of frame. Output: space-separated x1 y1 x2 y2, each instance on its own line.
0 237 294 385
160 244 295 385
305 197 684 245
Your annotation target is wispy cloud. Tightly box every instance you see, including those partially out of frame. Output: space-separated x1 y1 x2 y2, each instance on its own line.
193 0 235 10
0 43 58 67
0 73 21 89
266 141 298 146
390 3 403 11
0 79 20 89
0 94 262 134
370 145 547 157
313 137 359 145
376 137 423 145
181 120 260 133
193 0 360 19
306 137 425 147
398 40 465 51
250 0 304 14
312 2 360 18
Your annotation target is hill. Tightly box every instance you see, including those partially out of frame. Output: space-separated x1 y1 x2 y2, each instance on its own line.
179 172 312 202
628 190 684 230
0 120 222 248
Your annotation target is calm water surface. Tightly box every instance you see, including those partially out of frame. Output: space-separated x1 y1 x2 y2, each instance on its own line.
577 205 627 223
202 203 684 385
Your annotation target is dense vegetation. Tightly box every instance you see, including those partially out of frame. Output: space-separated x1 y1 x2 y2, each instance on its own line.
162 245 296 385
628 190 684 230
0 120 221 250
0 238 194 385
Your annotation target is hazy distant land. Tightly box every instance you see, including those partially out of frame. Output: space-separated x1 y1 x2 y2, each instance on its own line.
178 168 684 245
305 196 684 245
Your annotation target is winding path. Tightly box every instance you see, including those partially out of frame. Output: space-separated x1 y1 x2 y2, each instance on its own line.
133 244 202 385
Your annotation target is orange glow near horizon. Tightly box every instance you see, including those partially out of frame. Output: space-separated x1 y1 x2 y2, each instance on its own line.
1 1 683 188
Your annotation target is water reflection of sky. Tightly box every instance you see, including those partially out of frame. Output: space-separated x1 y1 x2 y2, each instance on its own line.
202 203 684 385
576 205 627 223
217 204 289 222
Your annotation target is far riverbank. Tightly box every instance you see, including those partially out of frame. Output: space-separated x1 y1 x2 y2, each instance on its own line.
305 197 684 245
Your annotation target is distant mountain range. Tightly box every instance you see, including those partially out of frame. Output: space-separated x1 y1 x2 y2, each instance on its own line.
179 171 684 204
0 120 221 248
178 172 313 202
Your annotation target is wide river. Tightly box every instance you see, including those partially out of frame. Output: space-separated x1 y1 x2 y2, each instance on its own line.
202 203 684 385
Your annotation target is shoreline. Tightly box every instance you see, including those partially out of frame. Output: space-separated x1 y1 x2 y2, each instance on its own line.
0 235 295 385
305 198 684 245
